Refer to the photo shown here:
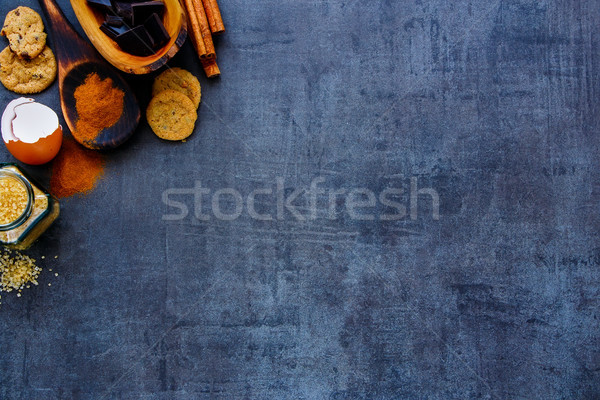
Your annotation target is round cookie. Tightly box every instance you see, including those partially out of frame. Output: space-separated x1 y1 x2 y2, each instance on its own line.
147 90 198 141
0 46 56 94
1 6 47 60
152 67 201 109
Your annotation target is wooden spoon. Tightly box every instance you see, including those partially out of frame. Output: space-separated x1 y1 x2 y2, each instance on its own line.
38 0 140 150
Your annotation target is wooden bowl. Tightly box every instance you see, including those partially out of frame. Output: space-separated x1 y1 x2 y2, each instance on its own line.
70 0 187 75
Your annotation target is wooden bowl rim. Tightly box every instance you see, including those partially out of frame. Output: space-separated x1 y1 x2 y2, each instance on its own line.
70 0 187 75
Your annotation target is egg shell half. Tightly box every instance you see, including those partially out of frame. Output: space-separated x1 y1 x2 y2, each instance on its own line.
2 98 63 165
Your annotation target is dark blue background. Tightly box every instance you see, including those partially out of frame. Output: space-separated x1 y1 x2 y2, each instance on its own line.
1 0 599 399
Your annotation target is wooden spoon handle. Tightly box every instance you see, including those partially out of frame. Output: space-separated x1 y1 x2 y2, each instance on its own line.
37 0 97 70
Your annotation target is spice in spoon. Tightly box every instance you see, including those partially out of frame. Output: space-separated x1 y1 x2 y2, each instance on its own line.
72 72 124 147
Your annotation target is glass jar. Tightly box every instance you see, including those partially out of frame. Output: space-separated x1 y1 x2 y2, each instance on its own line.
0 163 59 250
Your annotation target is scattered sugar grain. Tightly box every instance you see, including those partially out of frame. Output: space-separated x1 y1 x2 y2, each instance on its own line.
0 249 41 293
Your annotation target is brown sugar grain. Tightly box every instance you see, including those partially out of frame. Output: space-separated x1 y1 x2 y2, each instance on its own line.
0 249 41 294
0 176 28 225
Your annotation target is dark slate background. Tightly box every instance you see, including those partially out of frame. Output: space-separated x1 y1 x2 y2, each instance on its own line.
1 0 599 399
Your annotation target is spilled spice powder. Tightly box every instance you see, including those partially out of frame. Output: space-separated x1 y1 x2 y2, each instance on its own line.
73 73 124 144
50 138 104 198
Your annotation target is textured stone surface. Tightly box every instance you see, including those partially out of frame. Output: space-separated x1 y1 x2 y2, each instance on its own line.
1 0 599 399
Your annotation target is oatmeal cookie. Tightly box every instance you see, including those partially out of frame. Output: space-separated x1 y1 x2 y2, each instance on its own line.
146 90 197 141
152 67 201 109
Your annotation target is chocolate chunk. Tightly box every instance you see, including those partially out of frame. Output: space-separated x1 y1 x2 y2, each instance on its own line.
131 1 165 26
115 25 155 56
87 0 114 13
100 22 129 40
100 23 118 40
144 13 170 50
112 1 133 25
106 15 124 27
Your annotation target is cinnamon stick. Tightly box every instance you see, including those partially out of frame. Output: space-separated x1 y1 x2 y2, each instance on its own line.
183 0 221 77
201 58 220 78
201 0 225 34
182 0 215 59
191 0 215 58
182 0 207 57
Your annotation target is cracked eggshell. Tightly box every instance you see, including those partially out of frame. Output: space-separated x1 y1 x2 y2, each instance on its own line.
2 98 63 165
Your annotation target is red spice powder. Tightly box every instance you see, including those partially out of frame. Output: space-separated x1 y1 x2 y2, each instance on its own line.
72 73 124 144
50 138 104 198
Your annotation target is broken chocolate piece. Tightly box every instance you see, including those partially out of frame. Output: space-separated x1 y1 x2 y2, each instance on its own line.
106 15 124 27
100 22 129 40
87 0 114 13
115 25 155 56
98 0 168 56
112 1 134 25
131 1 165 26
100 23 118 40
144 13 170 49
